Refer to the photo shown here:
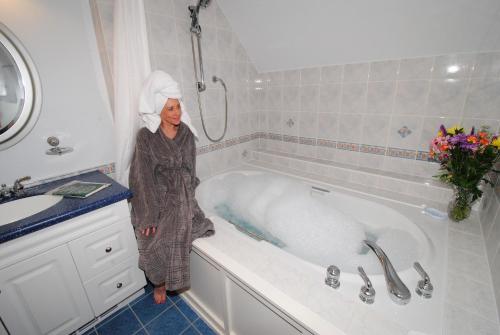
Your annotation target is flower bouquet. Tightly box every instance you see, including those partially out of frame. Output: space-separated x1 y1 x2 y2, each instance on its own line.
430 125 500 222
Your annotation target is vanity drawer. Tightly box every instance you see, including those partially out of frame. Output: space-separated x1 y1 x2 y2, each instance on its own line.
84 257 146 316
69 220 138 282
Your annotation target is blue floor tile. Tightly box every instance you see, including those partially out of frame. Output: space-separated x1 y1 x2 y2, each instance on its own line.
175 299 199 322
132 329 147 335
144 280 154 294
82 329 97 335
193 318 216 335
181 326 201 335
96 307 142 335
146 306 191 335
131 292 173 324
167 291 182 304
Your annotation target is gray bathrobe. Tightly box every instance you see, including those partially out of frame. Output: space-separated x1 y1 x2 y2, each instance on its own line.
129 122 214 290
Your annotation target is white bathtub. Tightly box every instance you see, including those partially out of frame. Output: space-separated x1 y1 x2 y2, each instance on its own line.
185 166 448 335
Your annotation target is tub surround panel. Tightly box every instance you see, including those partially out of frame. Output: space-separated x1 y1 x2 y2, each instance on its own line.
0 171 131 243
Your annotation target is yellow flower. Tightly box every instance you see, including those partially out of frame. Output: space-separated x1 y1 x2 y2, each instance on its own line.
492 137 500 148
447 125 462 135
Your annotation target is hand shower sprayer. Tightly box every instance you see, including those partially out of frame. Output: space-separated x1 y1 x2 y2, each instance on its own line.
189 1 228 143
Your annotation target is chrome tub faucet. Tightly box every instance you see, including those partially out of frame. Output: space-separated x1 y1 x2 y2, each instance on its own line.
364 240 411 305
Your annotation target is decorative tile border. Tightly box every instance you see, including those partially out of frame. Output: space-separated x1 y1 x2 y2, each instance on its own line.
360 144 386 156
283 135 299 143
386 147 417 160
299 137 316 145
269 133 283 141
417 150 437 162
194 131 436 164
337 141 359 151
317 139 336 148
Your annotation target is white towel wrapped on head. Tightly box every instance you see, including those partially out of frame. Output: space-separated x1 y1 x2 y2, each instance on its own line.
139 70 198 138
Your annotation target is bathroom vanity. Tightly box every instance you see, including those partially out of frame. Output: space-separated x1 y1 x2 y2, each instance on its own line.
0 171 146 335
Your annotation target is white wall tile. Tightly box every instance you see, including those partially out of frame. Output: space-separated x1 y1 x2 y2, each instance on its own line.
472 52 500 78
398 57 434 80
283 69 300 83
393 80 430 115
369 60 400 81
343 63 370 82
361 115 390 147
426 79 468 117
282 111 299 136
299 85 320 112
265 86 283 111
366 81 396 114
298 112 318 138
268 71 284 86
338 114 363 143
148 13 178 54
387 115 423 150
433 53 475 79
341 83 367 114
319 84 342 113
267 111 282 133
463 79 500 119
300 67 321 85
320 65 343 83
317 113 338 140
282 86 301 112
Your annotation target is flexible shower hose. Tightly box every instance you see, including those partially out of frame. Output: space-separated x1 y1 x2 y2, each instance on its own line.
191 32 228 143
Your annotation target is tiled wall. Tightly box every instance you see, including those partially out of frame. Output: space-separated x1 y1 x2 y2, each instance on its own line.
93 0 259 179
252 53 500 178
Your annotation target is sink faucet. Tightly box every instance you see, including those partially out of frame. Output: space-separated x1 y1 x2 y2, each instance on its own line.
12 176 31 196
0 176 31 199
364 240 411 305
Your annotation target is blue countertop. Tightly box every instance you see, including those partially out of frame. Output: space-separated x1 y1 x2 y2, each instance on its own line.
0 171 132 244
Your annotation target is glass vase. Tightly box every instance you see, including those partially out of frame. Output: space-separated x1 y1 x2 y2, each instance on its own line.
447 187 472 222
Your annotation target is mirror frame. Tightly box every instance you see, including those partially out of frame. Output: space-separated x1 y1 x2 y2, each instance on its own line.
0 23 42 150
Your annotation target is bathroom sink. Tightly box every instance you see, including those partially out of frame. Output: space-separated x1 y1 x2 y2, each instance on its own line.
0 195 63 226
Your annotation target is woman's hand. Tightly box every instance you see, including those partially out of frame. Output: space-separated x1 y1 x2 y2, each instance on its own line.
140 227 157 236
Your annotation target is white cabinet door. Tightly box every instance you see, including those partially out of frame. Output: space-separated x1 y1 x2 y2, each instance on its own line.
84 257 146 316
68 220 138 282
0 245 93 335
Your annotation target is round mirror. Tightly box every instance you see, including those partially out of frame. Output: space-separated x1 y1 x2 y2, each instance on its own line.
0 23 41 150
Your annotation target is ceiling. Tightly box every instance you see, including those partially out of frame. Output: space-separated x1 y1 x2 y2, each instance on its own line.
217 0 500 72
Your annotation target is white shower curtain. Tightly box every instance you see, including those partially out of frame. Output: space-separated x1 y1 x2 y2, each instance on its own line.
113 0 151 186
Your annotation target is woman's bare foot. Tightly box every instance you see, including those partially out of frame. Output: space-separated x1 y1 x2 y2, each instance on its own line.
153 284 166 304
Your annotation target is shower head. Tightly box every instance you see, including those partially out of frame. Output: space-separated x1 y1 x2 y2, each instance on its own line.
198 0 211 8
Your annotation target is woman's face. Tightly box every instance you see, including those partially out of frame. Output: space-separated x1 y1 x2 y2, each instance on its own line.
160 98 182 127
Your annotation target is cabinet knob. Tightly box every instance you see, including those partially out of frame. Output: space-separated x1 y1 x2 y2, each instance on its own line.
116 282 123 289
105 247 112 253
